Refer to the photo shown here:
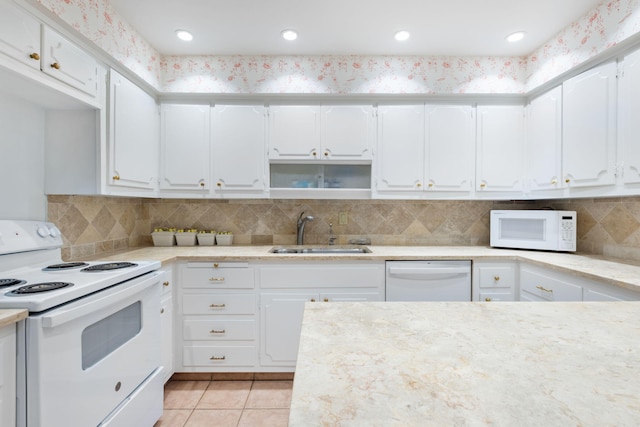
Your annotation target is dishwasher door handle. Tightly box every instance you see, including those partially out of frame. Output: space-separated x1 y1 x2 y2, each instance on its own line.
388 267 469 279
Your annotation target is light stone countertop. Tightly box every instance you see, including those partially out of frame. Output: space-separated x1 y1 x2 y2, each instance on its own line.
86 245 640 292
289 301 640 427
0 309 27 329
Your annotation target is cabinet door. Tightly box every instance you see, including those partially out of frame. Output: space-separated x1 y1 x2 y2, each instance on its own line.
619 49 640 184
476 105 524 192
160 292 173 383
527 86 563 191
268 106 320 160
212 105 267 193
322 105 374 160
0 1 40 70
425 105 475 192
260 293 317 366
41 27 97 96
108 69 158 192
562 61 617 188
376 105 425 192
0 325 16 427
160 104 210 191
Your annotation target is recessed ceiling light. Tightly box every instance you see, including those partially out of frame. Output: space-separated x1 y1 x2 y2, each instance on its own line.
394 30 410 42
506 31 526 43
175 30 193 41
281 29 298 41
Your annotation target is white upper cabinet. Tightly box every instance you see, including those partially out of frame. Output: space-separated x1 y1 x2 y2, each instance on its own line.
375 104 425 192
268 105 373 161
107 69 158 193
562 61 617 188
0 1 40 70
425 105 475 193
41 27 98 96
526 86 563 192
476 105 525 192
212 104 268 196
618 49 640 185
160 104 210 192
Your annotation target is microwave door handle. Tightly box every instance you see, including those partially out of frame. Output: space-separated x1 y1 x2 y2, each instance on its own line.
40 271 160 329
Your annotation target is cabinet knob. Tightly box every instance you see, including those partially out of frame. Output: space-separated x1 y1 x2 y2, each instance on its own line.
416 182 422 188
209 303 226 308
213 263 219 268
310 298 316 302
50 62 60 70
565 178 571 184
551 179 558 185
112 175 120 180
29 52 40 60
324 298 329 302
163 281 170 287
428 183 433 188
480 183 486 188
216 182 222 187
209 356 226 361
160 308 165 314
324 152 329 157
200 182 205 187
494 276 500 282
485 297 492 302
312 151 317 157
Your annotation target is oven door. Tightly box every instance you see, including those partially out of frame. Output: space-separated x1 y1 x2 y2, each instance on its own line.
25 271 162 427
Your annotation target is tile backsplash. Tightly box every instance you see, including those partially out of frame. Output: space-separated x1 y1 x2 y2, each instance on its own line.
47 195 640 261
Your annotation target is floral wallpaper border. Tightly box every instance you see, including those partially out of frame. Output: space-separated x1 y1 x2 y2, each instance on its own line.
33 0 640 94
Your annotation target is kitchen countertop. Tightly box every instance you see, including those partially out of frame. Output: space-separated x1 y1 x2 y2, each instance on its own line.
0 309 27 329
289 301 640 426
86 245 640 292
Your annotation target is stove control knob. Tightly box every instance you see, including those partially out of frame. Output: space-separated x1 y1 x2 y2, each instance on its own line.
48 226 61 238
37 226 49 237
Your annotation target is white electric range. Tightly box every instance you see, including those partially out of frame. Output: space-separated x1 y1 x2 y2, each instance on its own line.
0 220 163 427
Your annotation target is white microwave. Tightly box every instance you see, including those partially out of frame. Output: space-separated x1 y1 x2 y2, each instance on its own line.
490 210 577 252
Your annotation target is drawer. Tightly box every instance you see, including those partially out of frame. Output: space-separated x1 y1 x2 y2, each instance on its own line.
183 319 256 341
182 263 255 289
520 268 583 301
182 294 256 315
259 263 385 289
183 345 256 367
477 265 515 288
478 291 514 302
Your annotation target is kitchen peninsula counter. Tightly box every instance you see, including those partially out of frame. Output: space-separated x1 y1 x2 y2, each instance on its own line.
289 301 640 426
89 245 640 292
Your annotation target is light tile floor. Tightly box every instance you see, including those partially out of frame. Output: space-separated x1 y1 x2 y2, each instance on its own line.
154 378 293 427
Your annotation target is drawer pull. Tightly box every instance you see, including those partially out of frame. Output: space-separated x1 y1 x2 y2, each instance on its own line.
209 356 226 361
209 329 226 334
163 281 170 287
494 276 500 282
209 277 225 282
536 285 553 293
209 303 226 308
485 297 492 302
323 298 329 302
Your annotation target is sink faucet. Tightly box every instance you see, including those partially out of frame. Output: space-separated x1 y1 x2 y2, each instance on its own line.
296 211 315 245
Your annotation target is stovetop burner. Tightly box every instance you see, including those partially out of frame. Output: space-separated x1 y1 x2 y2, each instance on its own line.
81 262 138 272
43 262 89 271
7 282 73 295
0 278 26 288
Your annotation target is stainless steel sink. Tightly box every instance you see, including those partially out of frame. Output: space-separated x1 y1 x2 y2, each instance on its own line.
269 246 371 254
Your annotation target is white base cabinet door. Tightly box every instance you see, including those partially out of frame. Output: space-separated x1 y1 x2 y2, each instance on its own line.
0 324 16 427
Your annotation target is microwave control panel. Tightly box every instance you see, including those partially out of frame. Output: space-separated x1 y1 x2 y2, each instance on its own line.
560 215 577 249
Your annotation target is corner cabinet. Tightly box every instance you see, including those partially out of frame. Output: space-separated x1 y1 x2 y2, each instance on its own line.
211 104 268 197
107 69 158 195
562 61 617 189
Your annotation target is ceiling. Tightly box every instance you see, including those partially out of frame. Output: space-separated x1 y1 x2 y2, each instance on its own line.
109 0 604 57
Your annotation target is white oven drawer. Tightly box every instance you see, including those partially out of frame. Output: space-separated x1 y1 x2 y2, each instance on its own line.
183 319 256 341
182 263 255 289
183 344 256 367
182 294 256 315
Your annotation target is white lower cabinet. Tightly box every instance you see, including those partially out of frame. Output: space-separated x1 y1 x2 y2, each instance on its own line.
0 323 16 427
178 262 258 372
472 261 517 301
159 267 174 383
258 262 385 369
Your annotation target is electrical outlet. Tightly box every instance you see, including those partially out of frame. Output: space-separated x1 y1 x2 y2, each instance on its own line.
339 211 348 225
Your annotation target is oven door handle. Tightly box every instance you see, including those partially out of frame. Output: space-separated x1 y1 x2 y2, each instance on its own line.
41 271 160 328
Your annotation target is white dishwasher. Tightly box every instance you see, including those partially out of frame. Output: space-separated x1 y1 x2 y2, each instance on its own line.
385 260 471 301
